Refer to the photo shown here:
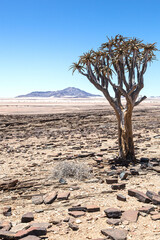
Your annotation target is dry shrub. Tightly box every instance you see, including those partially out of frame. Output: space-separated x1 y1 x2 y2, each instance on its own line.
52 161 92 180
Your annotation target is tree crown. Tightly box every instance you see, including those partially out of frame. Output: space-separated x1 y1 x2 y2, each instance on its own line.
70 35 158 112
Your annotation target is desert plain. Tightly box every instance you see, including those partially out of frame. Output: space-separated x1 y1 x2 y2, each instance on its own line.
0 97 160 240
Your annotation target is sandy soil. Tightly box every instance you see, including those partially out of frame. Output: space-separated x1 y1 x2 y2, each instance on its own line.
0 98 160 240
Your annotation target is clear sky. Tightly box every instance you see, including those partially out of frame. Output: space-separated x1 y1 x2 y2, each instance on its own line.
0 0 160 97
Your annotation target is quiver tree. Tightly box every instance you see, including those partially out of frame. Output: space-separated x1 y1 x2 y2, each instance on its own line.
70 35 157 162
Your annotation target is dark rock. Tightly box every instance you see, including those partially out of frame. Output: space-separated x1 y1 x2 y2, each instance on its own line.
152 195 160 205
128 189 137 197
111 183 126 190
15 226 47 238
63 217 70 222
0 179 18 190
135 192 151 203
21 212 34 223
117 194 126 202
119 171 128 180
86 205 100 212
128 189 151 203
121 210 139 222
43 191 57 204
110 165 117 170
3 206 12 216
130 168 139 175
101 228 127 240
138 206 155 214
104 208 122 218
146 190 157 200
59 178 67 184
68 222 79 231
68 206 87 212
0 230 15 239
106 178 118 184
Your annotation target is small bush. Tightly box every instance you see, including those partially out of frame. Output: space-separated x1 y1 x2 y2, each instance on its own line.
52 161 92 180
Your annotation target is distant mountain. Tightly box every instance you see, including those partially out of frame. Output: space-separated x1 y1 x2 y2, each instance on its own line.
16 87 102 98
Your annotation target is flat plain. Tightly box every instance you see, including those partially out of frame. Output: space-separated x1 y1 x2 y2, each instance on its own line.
0 97 160 240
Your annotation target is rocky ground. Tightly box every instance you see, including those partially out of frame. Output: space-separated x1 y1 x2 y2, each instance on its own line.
0 105 160 240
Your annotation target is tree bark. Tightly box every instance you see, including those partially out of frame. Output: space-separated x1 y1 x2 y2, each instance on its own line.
117 109 135 162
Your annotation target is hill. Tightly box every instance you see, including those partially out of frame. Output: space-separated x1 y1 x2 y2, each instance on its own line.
16 87 102 98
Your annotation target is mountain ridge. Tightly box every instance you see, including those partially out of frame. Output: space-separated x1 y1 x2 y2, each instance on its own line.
16 87 102 98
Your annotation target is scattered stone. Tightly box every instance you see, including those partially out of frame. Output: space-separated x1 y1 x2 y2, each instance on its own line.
68 222 79 231
106 178 118 184
152 195 160 205
3 206 12 216
32 195 43 205
68 206 87 212
59 178 67 184
68 211 85 218
130 168 139 175
15 226 47 238
0 179 18 190
11 223 30 233
119 171 128 180
21 212 34 223
43 191 57 204
107 218 121 225
151 214 160 221
57 192 70 200
63 217 70 222
128 189 138 197
35 209 44 213
138 206 155 214
0 230 15 239
101 228 127 240
146 190 157 200
139 212 147 217
86 205 100 212
128 189 151 203
111 183 126 190
117 194 126 202
121 210 139 222
0 221 12 231
104 208 122 218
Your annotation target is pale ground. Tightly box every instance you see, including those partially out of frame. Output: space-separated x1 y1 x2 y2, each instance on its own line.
0 97 160 240
0 97 159 114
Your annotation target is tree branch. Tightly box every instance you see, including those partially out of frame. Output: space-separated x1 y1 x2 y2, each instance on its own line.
134 96 147 106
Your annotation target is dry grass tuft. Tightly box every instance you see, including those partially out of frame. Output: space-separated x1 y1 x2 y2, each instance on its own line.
52 161 92 180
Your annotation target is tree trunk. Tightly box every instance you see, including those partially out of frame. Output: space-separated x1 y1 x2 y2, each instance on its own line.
117 109 135 162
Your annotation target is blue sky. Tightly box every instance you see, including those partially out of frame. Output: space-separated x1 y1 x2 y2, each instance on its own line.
0 0 159 97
